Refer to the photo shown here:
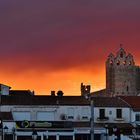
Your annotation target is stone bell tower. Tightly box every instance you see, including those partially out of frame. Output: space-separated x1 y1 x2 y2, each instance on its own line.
106 47 140 96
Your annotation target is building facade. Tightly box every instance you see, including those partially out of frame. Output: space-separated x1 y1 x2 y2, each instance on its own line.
0 84 136 140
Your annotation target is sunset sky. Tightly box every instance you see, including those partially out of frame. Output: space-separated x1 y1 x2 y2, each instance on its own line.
0 0 140 95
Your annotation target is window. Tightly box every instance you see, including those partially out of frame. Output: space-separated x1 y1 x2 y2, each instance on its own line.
110 60 113 65
37 111 55 121
120 52 123 58
116 60 120 65
109 110 112 115
13 112 31 121
126 86 129 92
99 109 105 119
116 109 122 118
68 116 74 119
67 108 74 120
123 61 126 65
81 108 88 120
136 114 140 121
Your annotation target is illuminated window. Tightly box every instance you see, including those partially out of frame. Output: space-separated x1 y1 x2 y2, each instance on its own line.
123 61 126 65
116 61 120 65
110 60 113 65
129 61 131 65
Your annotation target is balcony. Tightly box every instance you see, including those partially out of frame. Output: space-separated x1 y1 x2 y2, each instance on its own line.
67 116 74 120
97 116 109 121
81 116 89 120
114 118 124 121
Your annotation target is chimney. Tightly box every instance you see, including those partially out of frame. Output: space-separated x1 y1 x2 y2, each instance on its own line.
51 91 55 96
57 90 64 97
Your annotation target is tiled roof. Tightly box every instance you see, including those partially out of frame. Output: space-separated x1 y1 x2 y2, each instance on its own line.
1 95 89 105
120 96 140 110
91 89 110 97
9 90 34 96
1 95 129 107
92 97 129 107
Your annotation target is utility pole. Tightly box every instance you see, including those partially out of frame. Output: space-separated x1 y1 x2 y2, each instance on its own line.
0 91 3 140
80 83 94 140
90 99 94 140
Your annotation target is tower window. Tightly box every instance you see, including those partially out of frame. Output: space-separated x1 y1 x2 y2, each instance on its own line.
129 61 131 65
123 61 126 65
116 61 120 65
120 52 123 58
110 60 113 65
126 86 129 92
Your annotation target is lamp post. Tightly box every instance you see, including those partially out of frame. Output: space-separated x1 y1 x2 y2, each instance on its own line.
32 129 38 140
12 127 15 140
3 126 8 140
113 126 117 140
46 131 48 140
81 83 94 140
90 98 94 140
0 119 2 140
104 124 108 140
132 128 136 140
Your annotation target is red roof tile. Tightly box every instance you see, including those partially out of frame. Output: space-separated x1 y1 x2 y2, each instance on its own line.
120 96 140 110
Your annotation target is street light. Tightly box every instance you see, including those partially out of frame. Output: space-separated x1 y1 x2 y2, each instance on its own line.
90 98 94 140
32 129 38 140
104 124 108 140
81 83 94 140
3 126 8 133
113 126 117 140
3 126 8 140
0 119 2 140
131 128 137 139
12 127 16 140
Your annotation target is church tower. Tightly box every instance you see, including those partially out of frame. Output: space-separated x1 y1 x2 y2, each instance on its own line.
106 47 139 96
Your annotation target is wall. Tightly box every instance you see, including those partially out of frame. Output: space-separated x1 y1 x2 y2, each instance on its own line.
106 48 139 96
1 105 130 123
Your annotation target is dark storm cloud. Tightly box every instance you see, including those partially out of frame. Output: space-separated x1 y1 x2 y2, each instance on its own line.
0 0 140 73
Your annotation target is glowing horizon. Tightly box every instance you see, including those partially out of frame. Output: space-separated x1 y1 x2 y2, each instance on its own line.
0 1 140 95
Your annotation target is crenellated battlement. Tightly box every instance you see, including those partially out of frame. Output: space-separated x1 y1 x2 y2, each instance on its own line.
106 48 135 67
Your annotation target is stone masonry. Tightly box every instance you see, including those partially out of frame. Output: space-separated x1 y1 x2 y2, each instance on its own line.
106 47 140 96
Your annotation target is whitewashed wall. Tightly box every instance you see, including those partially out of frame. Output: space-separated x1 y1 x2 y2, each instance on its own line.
94 107 130 123
1 105 130 123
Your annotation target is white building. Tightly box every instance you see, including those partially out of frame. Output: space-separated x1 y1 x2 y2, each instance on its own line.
0 84 135 140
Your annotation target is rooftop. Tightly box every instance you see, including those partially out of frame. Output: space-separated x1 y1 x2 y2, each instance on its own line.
1 93 129 107
120 96 140 111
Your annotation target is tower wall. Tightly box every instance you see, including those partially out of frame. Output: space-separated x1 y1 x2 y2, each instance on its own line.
106 48 139 96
